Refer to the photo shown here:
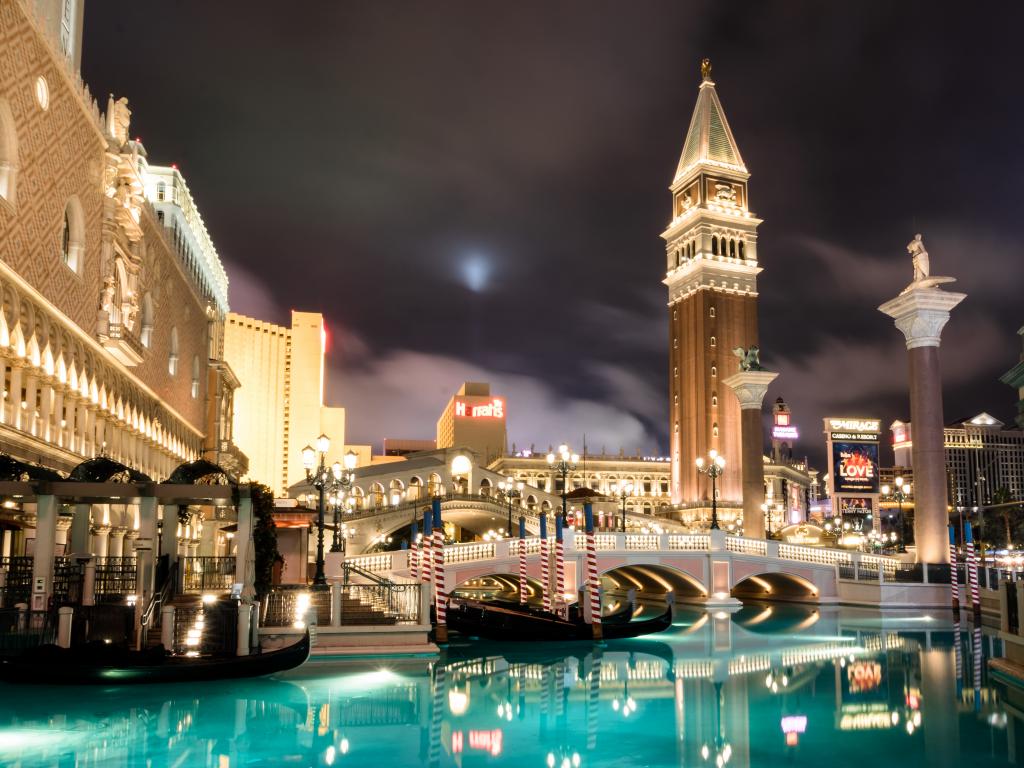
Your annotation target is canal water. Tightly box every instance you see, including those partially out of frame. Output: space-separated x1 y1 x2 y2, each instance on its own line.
0 604 1017 767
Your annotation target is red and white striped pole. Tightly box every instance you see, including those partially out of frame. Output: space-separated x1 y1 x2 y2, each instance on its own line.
432 498 448 643
518 516 528 605
965 521 981 624
556 514 566 618
584 503 603 641
421 509 433 585
540 513 552 613
948 525 959 614
410 518 419 581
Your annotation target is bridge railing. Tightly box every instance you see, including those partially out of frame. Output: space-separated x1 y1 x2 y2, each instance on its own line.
346 529 903 573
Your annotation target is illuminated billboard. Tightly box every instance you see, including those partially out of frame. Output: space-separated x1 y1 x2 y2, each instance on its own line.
773 411 799 441
454 398 505 419
832 442 879 494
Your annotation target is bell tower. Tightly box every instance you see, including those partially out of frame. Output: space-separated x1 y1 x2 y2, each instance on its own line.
664 60 762 514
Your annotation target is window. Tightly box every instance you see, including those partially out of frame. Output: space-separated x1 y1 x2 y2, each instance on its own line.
0 99 17 207
738 241 745 259
711 366 717 377
711 236 719 255
713 423 719 438
709 306 715 318
61 197 85 273
139 293 154 348
190 355 200 398
712 394 718 407
168 327 179 375
710 336 716 347
35 76 49 110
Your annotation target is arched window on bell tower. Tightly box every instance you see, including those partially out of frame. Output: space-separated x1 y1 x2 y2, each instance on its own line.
711 236 719 256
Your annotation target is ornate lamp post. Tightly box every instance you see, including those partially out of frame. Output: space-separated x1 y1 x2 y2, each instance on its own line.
881 477 910 553
329 450 359 553
547 444 579 527
498 476 523 537
301 433 344 586
696 450 727 531
611 481 633 532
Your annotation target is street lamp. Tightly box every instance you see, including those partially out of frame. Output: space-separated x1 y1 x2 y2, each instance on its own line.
611 481 633 532
696 450 726 531
498 476 523 537
881 477 909 553
301 433 345 586
547 444 579 526
330 450 359 553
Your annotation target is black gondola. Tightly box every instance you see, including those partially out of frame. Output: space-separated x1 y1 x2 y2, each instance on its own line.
447 599 673 642
0 631 310 685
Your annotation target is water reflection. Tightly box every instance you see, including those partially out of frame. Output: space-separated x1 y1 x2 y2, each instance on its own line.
0 605 1018 767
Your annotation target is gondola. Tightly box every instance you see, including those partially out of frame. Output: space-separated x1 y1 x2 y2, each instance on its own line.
447 599 673 642
0 631 310 685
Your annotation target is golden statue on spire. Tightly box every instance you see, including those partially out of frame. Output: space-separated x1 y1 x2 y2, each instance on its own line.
700 58 712 81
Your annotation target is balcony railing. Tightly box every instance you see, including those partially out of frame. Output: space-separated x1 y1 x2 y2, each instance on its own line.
180 556 236 593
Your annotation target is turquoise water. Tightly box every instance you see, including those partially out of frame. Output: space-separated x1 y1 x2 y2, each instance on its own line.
0 604 1016 767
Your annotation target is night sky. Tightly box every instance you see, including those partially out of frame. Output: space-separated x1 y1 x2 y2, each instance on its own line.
82 3 1024 468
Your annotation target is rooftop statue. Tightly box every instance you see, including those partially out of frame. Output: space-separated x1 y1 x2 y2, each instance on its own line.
732 345 763 372
900 233 956 294
701 58 712 81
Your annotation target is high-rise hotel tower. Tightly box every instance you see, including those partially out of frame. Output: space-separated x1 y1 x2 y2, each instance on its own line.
664 60 761 510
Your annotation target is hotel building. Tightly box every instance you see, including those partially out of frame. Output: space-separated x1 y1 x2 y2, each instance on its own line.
224 311 347 495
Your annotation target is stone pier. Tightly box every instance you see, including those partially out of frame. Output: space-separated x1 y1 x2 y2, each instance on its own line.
880 280 964 564
723 370 778 539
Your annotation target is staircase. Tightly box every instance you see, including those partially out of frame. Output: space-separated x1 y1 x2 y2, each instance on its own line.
261 586 399 627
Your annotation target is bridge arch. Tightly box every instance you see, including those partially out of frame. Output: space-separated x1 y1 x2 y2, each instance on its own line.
731 571 819 602
600 563 707 601
451 573 546 604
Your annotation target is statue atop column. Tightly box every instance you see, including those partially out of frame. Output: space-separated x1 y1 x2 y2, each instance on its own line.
732 345 763 372
901 233 956 294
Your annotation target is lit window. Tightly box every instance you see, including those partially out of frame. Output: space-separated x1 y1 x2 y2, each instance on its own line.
709 306 716 318
168 327 179 375
713 423 719 438
711 366 717 377
61 197 84 273
712 394 718 407
710 336 716 347
35 76 49 110
191 355 200 398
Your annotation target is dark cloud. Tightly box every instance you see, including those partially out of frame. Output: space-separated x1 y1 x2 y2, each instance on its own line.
82 2 1024 467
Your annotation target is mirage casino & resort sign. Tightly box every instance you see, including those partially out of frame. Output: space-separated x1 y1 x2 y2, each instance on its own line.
824 417 881 496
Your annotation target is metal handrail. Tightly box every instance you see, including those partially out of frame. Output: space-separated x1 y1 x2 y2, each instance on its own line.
343 561 397 588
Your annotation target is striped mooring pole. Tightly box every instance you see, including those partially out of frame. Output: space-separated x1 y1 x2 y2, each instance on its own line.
948 525 959 614
421 508 433 585
556 515 566 618
540 513 552 613
518 516 528 605
410 518 419 581
584 503 603 641
432 498 448 643
965 521 981 623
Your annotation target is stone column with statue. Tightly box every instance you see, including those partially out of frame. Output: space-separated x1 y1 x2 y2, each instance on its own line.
724 347 778 539
879 234 964 564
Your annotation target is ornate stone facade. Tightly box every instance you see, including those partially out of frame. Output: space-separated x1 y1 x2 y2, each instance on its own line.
0 0 241 478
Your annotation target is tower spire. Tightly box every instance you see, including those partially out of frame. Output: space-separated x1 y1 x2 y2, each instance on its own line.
674 60 746 185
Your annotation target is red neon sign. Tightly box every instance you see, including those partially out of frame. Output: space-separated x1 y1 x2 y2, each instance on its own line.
454 398 505 419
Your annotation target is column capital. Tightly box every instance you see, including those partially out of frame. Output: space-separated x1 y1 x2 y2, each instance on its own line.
879 286 966 350
91 524 111 536
722 370 779 410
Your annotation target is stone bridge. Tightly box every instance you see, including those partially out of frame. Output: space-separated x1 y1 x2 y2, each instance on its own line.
345 529 906 607
339 493 686 554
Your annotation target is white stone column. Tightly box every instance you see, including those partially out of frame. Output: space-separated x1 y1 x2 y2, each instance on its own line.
30 495 58 610
109 527 127 559
235 489 254 600
54 517 72 554
23 373 37 435
9 364 22 430
52 387 65 447
136 495 158 604
91 525 111 559
39 381 54 443
76 400 89 455
723 370 778 539
159 505 180 567
879 284 965 564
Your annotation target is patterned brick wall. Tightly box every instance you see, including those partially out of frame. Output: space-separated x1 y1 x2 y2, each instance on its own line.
0 0 211 433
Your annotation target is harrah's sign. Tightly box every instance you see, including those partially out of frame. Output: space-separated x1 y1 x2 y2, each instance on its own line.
455 398 505 419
